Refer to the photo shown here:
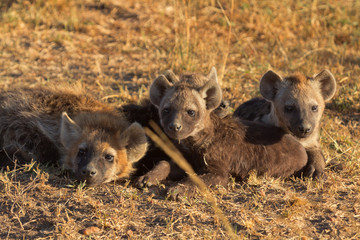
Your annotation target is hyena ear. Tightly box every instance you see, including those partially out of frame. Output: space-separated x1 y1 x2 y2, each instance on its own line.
163 69 179 83
149 74 173 107
200 67 222 110
207 66 218 83
60 112 82 150
260 70 283 101
118 122 148 163
313 70 336 101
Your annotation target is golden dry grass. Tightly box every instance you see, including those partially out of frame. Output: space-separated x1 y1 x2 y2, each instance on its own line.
0 0 359 239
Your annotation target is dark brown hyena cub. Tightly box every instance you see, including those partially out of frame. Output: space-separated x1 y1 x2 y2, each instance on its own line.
234 70 337 178
120 70 230 187
0 86 148 185
149 67 307 198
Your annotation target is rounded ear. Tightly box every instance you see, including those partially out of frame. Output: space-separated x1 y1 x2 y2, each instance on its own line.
163 69 179 83
118 122 148 163
149 75 173 107
259 70 283 101
313 70 336 101
200 67 222 110
60 112 81 150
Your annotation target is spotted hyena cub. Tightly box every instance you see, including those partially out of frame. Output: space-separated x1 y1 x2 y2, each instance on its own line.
234 70 337 178
149 67 307 198
0 86 148 185
119 69 230 187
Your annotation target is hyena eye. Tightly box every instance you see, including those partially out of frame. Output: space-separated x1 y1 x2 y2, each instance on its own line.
162 108 170 114
312 105 318 112
104 154 114 162
77 148 86 157
187 110 196 117
284 106 294 112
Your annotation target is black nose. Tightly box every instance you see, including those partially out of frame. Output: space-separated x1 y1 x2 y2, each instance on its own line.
169 123 182 132
82 167 97 177
299 125 311 134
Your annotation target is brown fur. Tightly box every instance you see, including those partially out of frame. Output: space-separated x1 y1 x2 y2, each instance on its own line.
234 70 337 178
119 69 229 187
0 86 148 185
119 99 186 187
150 70 230 118
149 68 307 198
286 72 309 86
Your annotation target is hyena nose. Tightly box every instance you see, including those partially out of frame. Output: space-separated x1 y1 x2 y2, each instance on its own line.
169 123 182 132
299 125 311 134
82 167 97 177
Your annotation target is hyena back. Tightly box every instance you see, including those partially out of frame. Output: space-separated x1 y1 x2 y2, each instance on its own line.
149 67 307 198
234 70 337 178
0 86 148 185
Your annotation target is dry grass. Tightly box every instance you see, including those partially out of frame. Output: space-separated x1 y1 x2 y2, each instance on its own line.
0 0 359 239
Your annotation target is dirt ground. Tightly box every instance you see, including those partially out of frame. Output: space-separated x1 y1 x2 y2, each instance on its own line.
0 0 359 239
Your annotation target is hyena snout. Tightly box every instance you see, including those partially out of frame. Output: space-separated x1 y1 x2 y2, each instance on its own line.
294 121 314 137
298 124 312 134
168 122 182 132
80 164 98 178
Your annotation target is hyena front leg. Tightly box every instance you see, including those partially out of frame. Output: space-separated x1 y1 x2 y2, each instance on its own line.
297 148 326 179
135 160 172 187
135 160 186 188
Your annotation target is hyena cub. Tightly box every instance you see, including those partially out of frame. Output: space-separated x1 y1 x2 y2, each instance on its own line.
0 86 148 185
120 69 230 187
149 67 307 198
234 70 336 178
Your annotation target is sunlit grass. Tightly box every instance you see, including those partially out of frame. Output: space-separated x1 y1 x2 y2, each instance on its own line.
0 0 359 238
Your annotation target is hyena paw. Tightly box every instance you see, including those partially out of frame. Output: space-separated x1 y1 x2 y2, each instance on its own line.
303 164 327 180
303 164 316 178
135 174 162 188
134 175 148 188
167 184 196 201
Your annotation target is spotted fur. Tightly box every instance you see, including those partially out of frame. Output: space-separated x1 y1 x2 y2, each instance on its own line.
0 86 148 185
234 70 337 178
119 69 229 187
149 68 307 198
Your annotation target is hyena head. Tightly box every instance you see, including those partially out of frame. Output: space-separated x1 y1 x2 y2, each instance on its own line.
260 70 336 139
59 112 147 185
149 67 222 140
